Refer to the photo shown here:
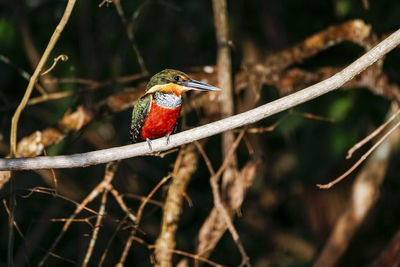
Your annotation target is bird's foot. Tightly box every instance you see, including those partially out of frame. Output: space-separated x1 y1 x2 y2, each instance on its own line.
165 134 171 145
146 138 153 151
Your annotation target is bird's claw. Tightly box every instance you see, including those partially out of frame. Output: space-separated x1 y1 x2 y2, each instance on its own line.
146 138 153 151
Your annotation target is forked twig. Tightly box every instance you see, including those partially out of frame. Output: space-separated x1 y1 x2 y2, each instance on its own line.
109 187 137 223
197 130 250 266
117 174 171 266
137 175 171 222
317 119 400 189
346 109 400 159
38 161 119 266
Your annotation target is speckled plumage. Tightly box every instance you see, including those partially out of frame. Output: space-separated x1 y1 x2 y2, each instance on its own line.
129 94 151 143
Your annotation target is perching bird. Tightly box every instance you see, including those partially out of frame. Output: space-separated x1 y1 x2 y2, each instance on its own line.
130 69 220 149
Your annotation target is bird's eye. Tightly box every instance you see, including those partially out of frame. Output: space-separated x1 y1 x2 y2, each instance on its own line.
173 75 180 82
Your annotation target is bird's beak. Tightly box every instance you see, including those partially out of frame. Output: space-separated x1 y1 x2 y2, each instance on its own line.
182 80 221 92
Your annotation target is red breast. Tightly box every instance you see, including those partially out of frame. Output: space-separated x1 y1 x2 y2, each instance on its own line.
141 100 182 140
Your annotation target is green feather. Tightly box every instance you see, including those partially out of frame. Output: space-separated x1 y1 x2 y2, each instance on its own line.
145 69 188 92
130 94 151 143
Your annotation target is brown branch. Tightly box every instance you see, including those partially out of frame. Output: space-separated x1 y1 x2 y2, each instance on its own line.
154 144 199 266
136 175 171 223
109 187 137 223
346 109 400 159
196 132 258 266
313 104 400 267
271 66 400 104
82 189 108 267
233 20 374 96
27 91 74 106
10 0 77 156
212 0 239 212
38 161 119 266
40 54 69 76
212 1 249 264
98 215 128 267
42 72 146 90
262 19 372 77
208 130 250 267
117 174 171 266
317 118 400 189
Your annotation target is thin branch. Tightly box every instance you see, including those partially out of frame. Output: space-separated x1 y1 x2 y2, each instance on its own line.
317 119 400 189
346 109 400 159
313 104 400 267
212 0 246 263
98 215 128 267
117 174 170 266
27 91 74 106
114 0 148 74
38 162 119 266
209 130 250 267
125 193 164 208
10 0 77 156
40 54 69 76
42 72 146 90
109 187 137 223
154 145 198 266
1 27 400 170
82 189 108 267
136 175 171 223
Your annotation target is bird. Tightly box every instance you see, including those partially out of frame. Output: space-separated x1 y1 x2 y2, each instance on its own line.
130 69 221 150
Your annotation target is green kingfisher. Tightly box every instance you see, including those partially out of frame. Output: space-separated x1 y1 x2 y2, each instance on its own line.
130 69 221 149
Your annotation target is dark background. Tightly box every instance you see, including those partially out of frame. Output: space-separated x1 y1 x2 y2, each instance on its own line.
1 0 400 266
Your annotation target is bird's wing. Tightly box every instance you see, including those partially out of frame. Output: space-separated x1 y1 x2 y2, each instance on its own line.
130 94 152 143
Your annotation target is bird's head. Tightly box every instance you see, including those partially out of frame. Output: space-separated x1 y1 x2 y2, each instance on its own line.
145 69 220 96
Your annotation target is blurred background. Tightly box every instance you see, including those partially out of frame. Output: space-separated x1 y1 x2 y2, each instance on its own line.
1 0 400 266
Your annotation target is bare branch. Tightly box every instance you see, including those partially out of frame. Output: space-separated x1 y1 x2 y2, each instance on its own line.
346 109 400 159
313 103 400 267
1 27 400 170
317 119 400 189
155 145 198 266
10 0 77 156
82 189 108 267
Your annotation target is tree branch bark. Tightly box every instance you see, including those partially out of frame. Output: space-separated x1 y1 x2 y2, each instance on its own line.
1 27 400 170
